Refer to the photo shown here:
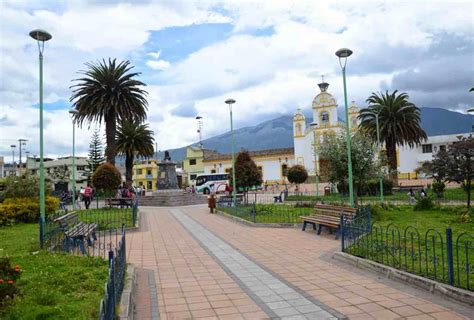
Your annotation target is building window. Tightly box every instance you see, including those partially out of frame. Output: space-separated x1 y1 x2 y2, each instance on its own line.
189 159 196 165
225 168 231 173
321 111 329 124
147 181 152 190
257 166 263 174
422 144 432 153
295 123 302 136
211 169 216 173
138 181 143 186
147 170 152 175
439 145 446 152
190 174 197 180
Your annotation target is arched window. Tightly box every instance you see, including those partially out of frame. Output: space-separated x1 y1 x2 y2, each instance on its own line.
351 117 357 127
295 123 302 135
321 112 329 124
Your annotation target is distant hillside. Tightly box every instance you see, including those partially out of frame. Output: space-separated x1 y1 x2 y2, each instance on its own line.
128 107 472 163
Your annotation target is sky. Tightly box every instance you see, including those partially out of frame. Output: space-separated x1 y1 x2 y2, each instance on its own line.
0 0 473 162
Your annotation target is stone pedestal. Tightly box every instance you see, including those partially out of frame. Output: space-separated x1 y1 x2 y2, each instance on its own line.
156 162 179 190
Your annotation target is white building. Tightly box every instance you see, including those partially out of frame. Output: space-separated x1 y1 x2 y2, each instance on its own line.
26 156 90 191
398 132 472 178
293 81 359 177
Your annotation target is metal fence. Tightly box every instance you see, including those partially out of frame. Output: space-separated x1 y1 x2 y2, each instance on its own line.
341 214 474 291
217 197 316 224
99 225 127 320
44 203 137 258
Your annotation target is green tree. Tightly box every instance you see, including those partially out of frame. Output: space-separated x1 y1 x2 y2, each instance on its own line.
287 165 308 192
3 174 52 199
91 162 122 194
359 90 427 181
230 151 262 193
320 132 383 204
87 128 105 174
70 59 148 165
416 150 450 198
444 135 474 207
116 121 155 187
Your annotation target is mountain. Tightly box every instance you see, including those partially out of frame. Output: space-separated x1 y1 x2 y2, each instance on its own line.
148 107 473 163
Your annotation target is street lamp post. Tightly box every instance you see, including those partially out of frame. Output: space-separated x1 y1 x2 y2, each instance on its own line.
335 48 355 207
10 145 16 175
69 110 78 209
310 122 319 198
375 113 384 202
225 99 237 207
196 116 203 148
30 29 52 248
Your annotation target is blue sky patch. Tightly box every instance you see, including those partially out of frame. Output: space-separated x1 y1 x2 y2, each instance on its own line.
33 99 71 111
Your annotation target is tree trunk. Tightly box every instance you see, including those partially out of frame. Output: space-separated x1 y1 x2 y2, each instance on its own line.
105 111 117 165
467 179 471 208
385 138 398 186
125 154 134 188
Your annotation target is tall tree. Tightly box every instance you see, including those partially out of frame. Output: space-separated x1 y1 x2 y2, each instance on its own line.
70 59 148 164
230 151 263 194
445 135 474 207
87 128 105 174
116 121 155 187
359 90 427 180
320 132 383 204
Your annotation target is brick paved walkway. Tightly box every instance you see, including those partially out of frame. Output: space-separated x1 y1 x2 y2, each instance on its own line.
127 206 471 320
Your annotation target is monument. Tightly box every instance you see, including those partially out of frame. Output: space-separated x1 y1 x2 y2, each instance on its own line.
155 151 179 190
141 151 207 206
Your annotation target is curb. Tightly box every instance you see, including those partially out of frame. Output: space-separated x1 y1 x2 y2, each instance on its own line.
215 210 302 228
332 252 474 306
119 264 136 320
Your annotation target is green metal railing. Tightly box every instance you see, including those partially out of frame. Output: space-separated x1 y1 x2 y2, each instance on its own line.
341 218 474 291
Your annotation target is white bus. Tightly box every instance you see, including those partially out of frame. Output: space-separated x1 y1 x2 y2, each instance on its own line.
195 173 229 194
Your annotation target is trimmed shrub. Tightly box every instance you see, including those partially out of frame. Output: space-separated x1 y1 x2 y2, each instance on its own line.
0 197 59 226
287 165 308 185
413 197 435 211
92 162 122 193
2 174 52 199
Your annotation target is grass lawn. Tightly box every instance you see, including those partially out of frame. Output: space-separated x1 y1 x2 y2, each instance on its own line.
286 187 472 204
0 223 109 319
220 204 313 223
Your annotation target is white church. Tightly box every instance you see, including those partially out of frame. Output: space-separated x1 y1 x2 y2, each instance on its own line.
293 80 360 178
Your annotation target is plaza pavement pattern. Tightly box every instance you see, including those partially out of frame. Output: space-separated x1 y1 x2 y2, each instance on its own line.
127 206 472 320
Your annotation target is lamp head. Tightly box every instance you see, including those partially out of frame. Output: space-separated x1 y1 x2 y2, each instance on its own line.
196 116 202 120
310 121 318 128
225 98 236 105
335 48 353 58
69 109 78 115
29 29 52 42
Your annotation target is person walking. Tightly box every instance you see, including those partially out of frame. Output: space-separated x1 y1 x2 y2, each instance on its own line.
83 184 93 209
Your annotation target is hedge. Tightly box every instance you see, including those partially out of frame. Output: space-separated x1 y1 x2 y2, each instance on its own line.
0 197 59 226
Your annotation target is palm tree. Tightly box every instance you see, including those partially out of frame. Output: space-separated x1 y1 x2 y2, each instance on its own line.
359 90 427 180
70 59 148 165
116 121 155 187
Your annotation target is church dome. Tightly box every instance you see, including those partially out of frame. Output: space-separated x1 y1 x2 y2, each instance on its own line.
293 108 305 121
312 82 337 109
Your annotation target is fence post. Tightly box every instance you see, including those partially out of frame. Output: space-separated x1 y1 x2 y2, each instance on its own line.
340 214 345 252
252 202 256 223
446 227 454 286
132 203 137 226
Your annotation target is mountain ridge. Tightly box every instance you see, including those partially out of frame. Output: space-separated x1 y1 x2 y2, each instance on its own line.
148 107 473 162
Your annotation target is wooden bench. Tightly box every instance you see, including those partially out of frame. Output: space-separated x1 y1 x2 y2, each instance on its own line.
300 204 358 239
106 198 134 208
54 212 98 255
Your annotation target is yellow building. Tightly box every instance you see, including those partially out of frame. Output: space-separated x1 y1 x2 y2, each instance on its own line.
132 159 159 191
183 146 222 186
202 148 295 185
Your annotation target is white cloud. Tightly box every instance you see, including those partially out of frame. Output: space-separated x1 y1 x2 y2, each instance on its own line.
146 59 171 70
0 0 472 159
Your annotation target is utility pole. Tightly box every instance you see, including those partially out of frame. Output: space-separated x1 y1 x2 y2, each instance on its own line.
18 139 28 166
